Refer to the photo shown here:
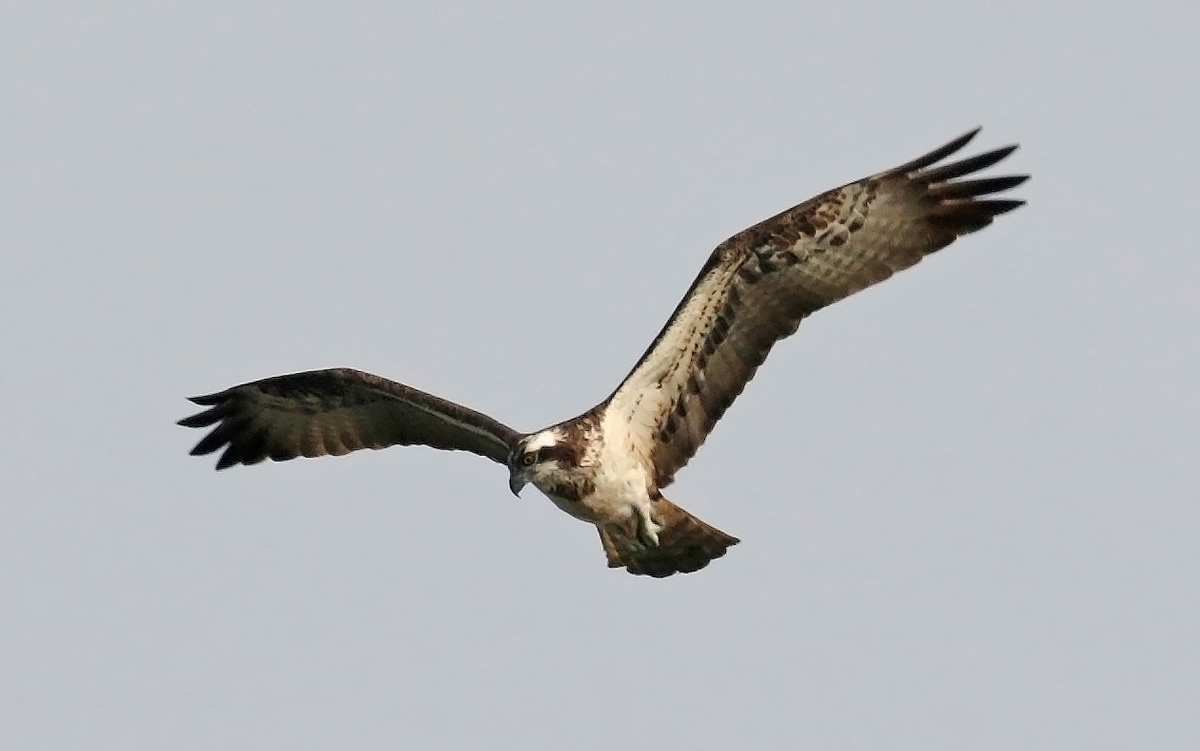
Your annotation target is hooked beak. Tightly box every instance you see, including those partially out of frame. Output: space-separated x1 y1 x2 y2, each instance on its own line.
508 470 527 497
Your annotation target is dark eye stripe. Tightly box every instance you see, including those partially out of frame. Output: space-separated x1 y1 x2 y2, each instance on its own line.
518 443 576 467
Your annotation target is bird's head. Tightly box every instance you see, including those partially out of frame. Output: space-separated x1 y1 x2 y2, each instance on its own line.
507 428 577 496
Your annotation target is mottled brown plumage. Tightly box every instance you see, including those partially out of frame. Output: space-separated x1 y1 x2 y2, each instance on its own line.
604 128 1027 490
180 129 1027 578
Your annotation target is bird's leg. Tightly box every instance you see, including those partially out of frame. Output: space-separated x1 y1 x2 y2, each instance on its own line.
634 501 663 548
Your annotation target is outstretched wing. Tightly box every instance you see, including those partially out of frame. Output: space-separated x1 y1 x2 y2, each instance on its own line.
603 128 1028 487
179 368 522 469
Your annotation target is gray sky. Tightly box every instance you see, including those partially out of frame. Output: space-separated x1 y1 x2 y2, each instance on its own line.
3 2 1198 749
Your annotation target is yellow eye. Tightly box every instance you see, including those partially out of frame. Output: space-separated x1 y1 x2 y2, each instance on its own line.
522 453 536 466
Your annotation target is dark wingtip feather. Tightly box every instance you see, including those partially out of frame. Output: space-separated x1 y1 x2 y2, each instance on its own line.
178 392 228 427
189 427 230 457
928 198 1027 233
929 174 1030 199
177 411 217 428
178 399 233 428
919 144 1020 183
215 447 241 470
187 392 225 406
978 198 1027 215
889 127 982 174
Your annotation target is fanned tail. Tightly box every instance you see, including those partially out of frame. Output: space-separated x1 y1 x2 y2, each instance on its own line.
598 496 739 578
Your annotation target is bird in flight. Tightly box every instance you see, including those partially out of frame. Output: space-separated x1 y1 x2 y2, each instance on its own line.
180 128 1027 577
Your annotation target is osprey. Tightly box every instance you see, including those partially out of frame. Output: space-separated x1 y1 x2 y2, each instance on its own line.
180 128 1027 577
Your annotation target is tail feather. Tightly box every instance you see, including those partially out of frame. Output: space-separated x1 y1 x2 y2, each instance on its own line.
598 496 739 578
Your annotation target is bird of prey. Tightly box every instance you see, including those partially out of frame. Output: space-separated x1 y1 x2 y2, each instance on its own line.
180 128 1027 578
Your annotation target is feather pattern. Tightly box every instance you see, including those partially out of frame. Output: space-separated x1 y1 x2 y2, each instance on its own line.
178 129 1027 578
178 368 521 469
603 128 1028 487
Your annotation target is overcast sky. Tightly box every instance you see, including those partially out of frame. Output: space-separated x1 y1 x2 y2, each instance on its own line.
3 2 1198 749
